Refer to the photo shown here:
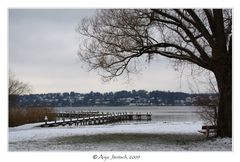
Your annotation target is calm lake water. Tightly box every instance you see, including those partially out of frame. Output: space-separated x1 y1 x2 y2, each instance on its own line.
54 106 202 123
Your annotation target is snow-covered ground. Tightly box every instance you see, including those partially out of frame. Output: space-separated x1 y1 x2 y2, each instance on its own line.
8 121 232 151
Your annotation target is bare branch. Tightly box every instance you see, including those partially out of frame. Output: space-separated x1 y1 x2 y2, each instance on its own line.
76 9 231 81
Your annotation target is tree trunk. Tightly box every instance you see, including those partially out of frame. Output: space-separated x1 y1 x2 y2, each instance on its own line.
214 57 232 137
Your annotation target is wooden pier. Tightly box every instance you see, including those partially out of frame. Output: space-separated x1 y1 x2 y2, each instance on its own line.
40 111 152 127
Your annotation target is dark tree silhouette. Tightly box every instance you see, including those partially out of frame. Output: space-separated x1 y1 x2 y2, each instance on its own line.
77 9 232 137
9 71 31 107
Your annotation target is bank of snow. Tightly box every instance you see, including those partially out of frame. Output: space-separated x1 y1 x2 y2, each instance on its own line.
9 121 232 151
9 121 202 142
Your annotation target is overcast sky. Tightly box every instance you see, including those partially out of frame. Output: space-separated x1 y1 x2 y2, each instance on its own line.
9 9 208 94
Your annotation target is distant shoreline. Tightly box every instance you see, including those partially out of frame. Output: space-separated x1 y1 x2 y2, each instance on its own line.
18 90 217 107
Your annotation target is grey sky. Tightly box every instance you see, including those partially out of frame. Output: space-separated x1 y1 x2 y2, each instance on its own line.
9 9 208 94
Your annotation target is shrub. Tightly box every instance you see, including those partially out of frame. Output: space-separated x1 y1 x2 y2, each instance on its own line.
9 107 56 127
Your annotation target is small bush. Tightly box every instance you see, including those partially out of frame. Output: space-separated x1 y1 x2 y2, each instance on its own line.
9 107 56 127
199 106 217 126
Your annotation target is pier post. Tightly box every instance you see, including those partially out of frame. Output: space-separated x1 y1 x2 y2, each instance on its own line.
113 112 115 121
98 116 101 124
44 116 48 125
88 116 91 125
94 116 97 124
82 119 85 125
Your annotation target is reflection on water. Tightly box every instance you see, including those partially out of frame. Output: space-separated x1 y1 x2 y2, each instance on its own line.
54 106 202 123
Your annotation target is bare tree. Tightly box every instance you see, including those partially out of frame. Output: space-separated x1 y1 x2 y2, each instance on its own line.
192 71 219 128
9 71 31 107
76 9 232 137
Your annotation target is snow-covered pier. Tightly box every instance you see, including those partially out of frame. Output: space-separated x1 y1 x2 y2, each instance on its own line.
40 112 152 127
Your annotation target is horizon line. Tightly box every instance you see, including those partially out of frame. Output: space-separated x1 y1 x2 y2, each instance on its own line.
22 89 217 95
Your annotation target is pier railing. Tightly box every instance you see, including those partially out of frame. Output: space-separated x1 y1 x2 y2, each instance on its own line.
40 111 152 127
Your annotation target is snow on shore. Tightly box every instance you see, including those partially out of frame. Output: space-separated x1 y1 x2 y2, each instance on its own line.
9 121 232 151
9 121 202 142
